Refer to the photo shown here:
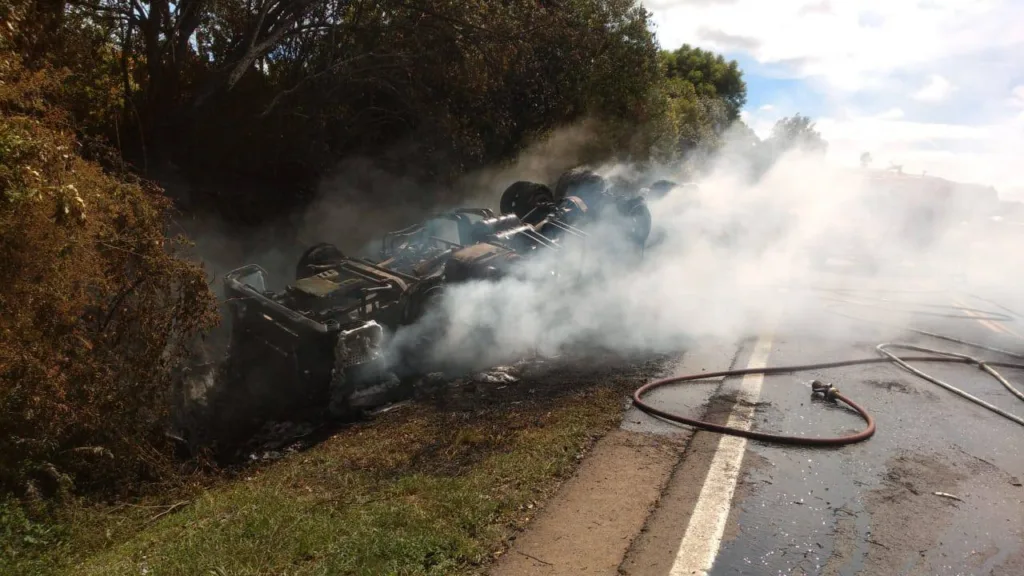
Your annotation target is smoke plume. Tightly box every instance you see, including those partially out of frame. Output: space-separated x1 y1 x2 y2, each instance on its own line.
381 129 1023 375
184 117 1023 380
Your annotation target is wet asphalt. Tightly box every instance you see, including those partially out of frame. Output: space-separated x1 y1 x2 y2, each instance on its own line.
626 269 1024 575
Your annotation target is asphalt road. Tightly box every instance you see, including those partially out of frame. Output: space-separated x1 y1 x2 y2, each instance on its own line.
621 268 1024 576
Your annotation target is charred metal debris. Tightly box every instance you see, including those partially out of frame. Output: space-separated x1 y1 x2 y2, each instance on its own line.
220 168 676 421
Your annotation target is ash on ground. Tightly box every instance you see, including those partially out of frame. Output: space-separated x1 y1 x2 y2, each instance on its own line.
173 346 672 465
241 362 537 463
236 364 528 463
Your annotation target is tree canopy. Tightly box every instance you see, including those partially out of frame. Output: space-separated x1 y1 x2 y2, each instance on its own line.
9 0 670 222
649 44 748 160
765 114 828 156
661 44 748 122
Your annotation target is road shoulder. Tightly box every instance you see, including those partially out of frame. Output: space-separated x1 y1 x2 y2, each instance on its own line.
489 429 687 575
490 340 744 575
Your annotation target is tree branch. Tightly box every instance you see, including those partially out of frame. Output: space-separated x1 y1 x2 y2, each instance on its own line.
190 0 324 108
259 52 411 117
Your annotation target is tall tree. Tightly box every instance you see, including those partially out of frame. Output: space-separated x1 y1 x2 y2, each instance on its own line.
765 114 828 156
660 44 747 123
648 44 747 159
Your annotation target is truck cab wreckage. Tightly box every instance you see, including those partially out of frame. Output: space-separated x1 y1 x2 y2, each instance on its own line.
222 169 654 421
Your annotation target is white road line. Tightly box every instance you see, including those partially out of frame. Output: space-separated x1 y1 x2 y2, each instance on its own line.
668 333 775 576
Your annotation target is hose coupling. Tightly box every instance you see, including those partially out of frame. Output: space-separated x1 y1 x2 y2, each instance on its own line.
811 380 840 402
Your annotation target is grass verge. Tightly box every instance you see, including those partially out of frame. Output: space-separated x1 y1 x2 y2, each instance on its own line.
1 356 666 576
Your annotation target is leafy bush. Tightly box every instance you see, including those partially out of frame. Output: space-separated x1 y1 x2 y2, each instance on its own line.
0 44 217 497
0 498 64 573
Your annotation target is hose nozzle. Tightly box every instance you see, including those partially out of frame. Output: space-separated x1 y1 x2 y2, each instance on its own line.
811 380 840 402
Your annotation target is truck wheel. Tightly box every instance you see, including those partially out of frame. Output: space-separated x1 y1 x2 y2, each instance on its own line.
554 167 592 199
500 181 554 219
405 279 446 325
296 242 345 279
554 167 607 205
648 180 679 201
624 198 652 247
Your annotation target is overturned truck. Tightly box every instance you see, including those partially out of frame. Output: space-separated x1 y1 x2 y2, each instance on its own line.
500 167 653 252
222 169 652 421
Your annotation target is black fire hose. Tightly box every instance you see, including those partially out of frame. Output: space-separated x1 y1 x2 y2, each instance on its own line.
632 295 1024 446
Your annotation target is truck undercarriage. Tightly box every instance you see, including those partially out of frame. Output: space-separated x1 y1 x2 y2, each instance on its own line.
221 168 655 420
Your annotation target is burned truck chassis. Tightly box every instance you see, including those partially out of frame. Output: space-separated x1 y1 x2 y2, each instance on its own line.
222 169 654 421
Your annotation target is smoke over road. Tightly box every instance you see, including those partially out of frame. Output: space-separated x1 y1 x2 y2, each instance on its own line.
382 134 1019 375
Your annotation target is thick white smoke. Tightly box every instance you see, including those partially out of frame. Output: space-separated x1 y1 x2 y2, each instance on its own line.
383 130 1022 375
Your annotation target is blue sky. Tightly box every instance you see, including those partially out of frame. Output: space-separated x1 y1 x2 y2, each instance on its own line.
641 0 1024 198
725 54 829 117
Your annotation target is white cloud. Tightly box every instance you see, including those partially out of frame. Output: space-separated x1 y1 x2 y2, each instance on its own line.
758 104 775 111
646 0 1024 91
1012 86 1024 123
643 0 1024 193
1011 85 1024 107
912 74 954 102
877 108 904 120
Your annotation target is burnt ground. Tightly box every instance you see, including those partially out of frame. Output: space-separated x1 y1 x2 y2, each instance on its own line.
366 352 671 479
173 339 673 471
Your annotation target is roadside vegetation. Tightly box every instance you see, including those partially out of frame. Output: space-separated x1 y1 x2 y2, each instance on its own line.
0 0 827 573
3 360 663 575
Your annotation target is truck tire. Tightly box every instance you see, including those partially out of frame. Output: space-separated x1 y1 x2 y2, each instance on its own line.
615 196 652 248
627 200 653 247
500 181 554 219
554 167 608 208
296 242 345 279
648 180 679 201
404 278 446 326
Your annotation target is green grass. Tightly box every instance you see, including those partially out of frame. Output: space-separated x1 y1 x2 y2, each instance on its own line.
1 386 629 576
